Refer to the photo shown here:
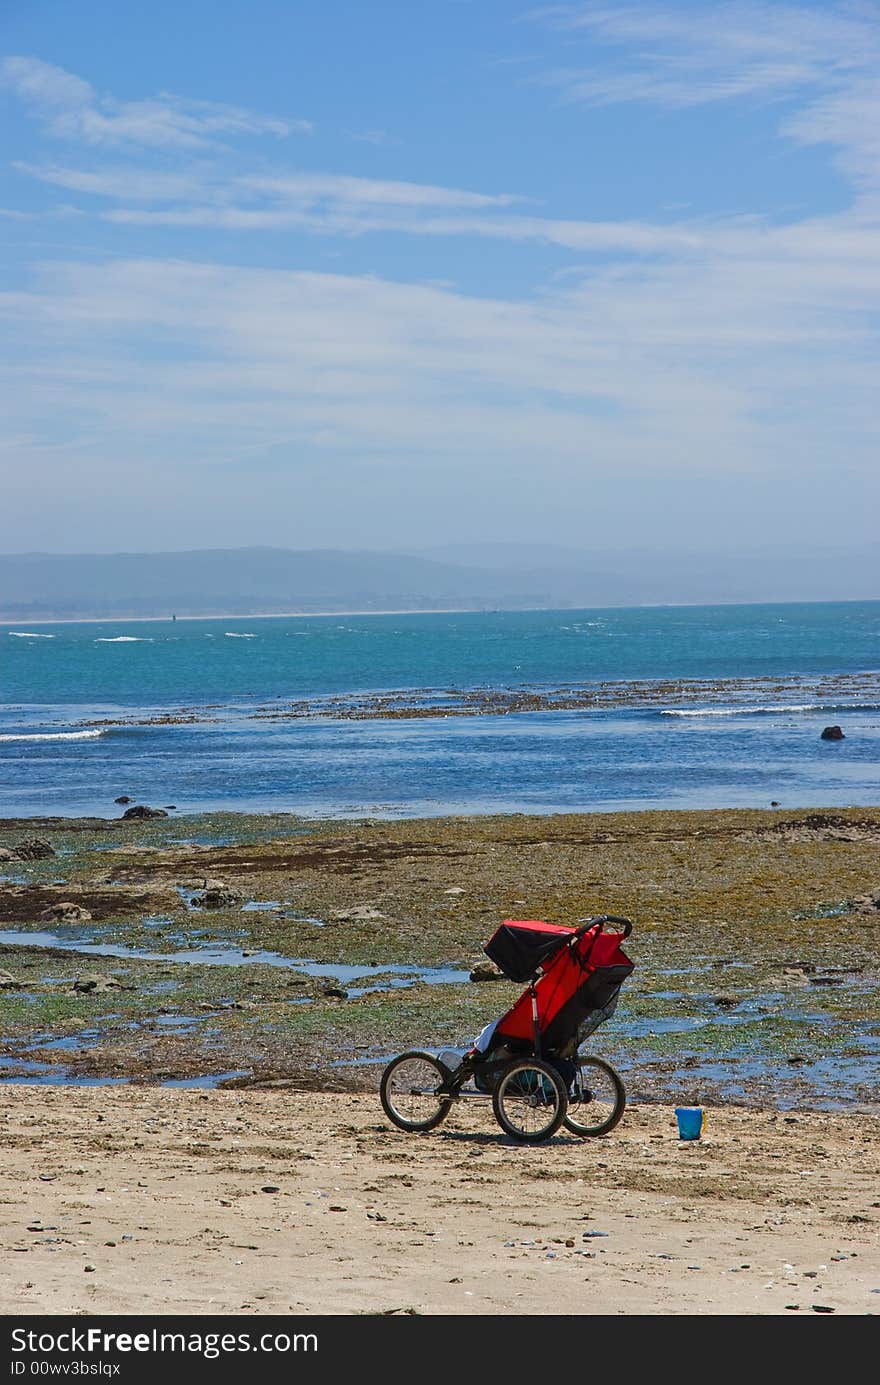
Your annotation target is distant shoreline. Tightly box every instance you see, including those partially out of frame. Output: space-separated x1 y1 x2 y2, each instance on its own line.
0 606 492 626
2 596 880 626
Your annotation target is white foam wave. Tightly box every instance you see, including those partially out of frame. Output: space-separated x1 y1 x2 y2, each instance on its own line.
95 636 152 643
0 729 105 743
9 631 54 639
225 632 256 638
661 704 820 717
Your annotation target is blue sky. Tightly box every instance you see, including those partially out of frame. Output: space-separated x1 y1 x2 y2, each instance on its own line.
1 1 879 557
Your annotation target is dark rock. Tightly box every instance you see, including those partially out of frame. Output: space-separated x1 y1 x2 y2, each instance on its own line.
330 905 386 921
162 805 177 810
322 985 348 999
820 725 845 740
0 969 30 989
121 804 168 819
72 973 131 994
781 968 810 986
712 995 739 1008
14 838 55 859
114 796 132 805
848 888 880 913
469 961 505 982
190 878 242 909
41 902 92 923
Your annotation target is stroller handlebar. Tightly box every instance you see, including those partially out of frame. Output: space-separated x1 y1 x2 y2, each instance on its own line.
574 914 633 940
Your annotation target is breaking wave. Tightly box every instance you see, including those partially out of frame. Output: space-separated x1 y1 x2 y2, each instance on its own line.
9 632 54 639
660 702 880 718
0 729 106 743
95 636 152 643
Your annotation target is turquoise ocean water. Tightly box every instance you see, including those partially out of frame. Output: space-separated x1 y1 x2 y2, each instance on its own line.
1 603 878 818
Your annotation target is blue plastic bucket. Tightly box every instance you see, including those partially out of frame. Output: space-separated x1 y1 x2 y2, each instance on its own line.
675 1106 704 1140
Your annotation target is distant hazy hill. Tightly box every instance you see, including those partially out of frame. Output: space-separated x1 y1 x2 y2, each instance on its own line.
419 542 880 606
0 543 877 621
0 547 553 620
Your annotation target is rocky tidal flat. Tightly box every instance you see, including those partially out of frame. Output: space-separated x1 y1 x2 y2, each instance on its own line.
0 805 878 1109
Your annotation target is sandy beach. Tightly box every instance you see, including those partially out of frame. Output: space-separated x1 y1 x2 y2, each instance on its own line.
1 1085 878 1317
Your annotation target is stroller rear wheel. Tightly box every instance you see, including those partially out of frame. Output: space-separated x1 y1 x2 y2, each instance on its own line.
380 1050 452 1132
492 1057 567 1143
563 1054 626 1136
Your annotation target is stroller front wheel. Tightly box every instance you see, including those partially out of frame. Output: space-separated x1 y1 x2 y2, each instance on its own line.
563 1054 626 1136
380 1050 453 1133
492 1057 568 1143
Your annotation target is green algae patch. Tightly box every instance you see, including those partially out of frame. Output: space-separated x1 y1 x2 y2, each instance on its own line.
0 805 877 1104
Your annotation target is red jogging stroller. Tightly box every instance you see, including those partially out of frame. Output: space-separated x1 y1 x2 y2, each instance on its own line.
380 915 634 1143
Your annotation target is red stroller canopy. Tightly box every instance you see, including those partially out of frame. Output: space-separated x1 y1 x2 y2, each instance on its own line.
484 918 634 1055
484 919 574 982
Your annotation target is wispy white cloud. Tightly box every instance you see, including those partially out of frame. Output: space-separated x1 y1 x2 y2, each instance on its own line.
1 242 878 549
15 162 216 203
97 203 683 255
526 3 880 193
12 154 732 250
18 158 545 241
0 55 307 148
350 128 399 147
529 3 878 105
2 243 878 468
241 171 522 209
21 155 880 280
781 77 880 193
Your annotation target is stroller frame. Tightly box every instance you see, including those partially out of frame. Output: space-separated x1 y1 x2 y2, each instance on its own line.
380 914 634 1143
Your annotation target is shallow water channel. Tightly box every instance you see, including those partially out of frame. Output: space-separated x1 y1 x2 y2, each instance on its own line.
1 927 877 1109
0 927 470 986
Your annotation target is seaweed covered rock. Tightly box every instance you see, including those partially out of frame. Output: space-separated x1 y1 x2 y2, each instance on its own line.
190 878 242 909
849 887 880 914
13 838 55 859
72 973 132 994
41 902 93 923
469 961 505 982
